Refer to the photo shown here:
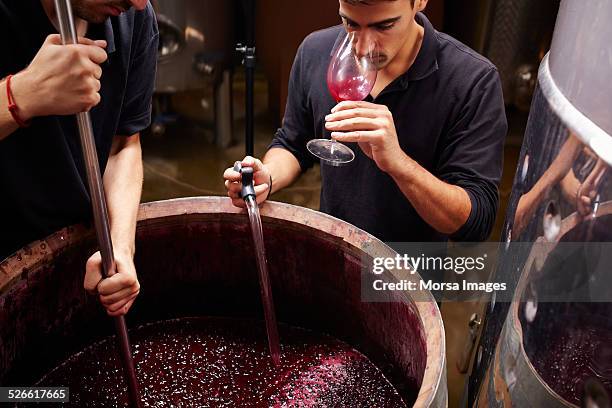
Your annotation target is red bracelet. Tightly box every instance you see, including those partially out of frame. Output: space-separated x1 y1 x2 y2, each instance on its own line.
6 74 30 128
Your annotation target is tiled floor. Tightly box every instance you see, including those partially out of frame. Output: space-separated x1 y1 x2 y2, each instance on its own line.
141 73 526 407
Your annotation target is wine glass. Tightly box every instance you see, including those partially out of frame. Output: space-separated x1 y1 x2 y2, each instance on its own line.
307 31 379 166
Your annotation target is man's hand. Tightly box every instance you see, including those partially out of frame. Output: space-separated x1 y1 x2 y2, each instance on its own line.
513 191 538 237
83 251 140 317
224 156 271 208
10 34 107 121
325 100 406 173
577 159 607 216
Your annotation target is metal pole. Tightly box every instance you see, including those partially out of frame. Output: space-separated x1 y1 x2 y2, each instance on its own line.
53 1 142 406
245 47 255 157
237 0 256 157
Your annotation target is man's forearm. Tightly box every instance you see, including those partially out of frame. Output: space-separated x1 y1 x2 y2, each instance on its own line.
262 147 302 195
0 72 41 141
388 153 472 235
103 133 143 257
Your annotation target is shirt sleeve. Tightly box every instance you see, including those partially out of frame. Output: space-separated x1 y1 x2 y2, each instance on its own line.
268 41 316 171
116 4 159 136
437 67 507 241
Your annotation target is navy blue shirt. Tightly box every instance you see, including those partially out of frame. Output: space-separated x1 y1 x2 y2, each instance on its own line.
271 13 507 242
0 0 158 259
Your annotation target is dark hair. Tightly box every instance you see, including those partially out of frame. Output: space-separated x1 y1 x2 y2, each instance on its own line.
342 0 416 6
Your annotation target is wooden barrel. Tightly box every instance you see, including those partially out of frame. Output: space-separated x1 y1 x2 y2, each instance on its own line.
0 197 446 407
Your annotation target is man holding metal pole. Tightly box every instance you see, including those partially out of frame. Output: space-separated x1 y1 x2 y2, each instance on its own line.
0 0 157 316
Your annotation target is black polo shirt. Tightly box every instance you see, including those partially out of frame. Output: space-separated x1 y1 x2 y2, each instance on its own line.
0 0 158 259
270 13 507 242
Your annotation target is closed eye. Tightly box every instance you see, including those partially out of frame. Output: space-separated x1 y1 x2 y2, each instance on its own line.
343 18 359 29
340 14 401 31
376 23 395 31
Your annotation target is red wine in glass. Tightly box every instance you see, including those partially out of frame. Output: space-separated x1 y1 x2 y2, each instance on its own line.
307 31 379 166
327 67 377 102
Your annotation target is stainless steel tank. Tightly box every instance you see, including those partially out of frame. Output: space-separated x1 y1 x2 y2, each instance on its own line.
151 0 235 146
484 0 559 110
0 198 447 407
444 0 559 110
470 0 612 405
152 0 234 93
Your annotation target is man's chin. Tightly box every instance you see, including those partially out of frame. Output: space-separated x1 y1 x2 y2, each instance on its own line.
73 8 110 24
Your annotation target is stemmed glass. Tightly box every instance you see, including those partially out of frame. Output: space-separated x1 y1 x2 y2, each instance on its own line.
307 31 379 166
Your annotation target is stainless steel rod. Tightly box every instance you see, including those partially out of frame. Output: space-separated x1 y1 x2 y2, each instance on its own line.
54 1 142 406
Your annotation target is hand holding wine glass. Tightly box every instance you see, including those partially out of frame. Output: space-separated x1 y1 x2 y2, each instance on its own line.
307 31 379 166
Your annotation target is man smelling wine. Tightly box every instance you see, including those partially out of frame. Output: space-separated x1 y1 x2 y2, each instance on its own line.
224 0 507 243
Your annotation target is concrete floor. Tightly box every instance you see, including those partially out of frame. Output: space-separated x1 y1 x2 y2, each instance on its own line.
441 109 524 407
142 72 322 208
141 73 525 407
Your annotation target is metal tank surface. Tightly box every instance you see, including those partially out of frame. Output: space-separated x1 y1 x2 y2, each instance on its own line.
152 0 234 93
0 198 447 407
444 0 559 110
470 0 612 406
150 0 235 145
484 0 559 110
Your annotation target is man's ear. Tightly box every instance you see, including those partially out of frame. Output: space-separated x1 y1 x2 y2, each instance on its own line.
414 0 428 12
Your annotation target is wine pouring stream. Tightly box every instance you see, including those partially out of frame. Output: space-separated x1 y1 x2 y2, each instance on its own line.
234 162 281 366
53 1 142 406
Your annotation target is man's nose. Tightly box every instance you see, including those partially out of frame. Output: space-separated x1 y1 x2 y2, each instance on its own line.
354 32 376 58
129 0 148 10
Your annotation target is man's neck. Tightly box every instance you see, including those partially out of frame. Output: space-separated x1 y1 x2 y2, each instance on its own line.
40 0 88 37
383 20 424 80
371 19 424 98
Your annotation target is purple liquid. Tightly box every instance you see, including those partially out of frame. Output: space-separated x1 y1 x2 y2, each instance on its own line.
521 216 612 405
36 317 408 407
245 196 280 366
528 322 612 405
328 75 374 102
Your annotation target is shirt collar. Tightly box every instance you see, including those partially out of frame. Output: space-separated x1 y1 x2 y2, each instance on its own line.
32 0 118 55
88 18 117 55
103 19 116 54
400 12 439 85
